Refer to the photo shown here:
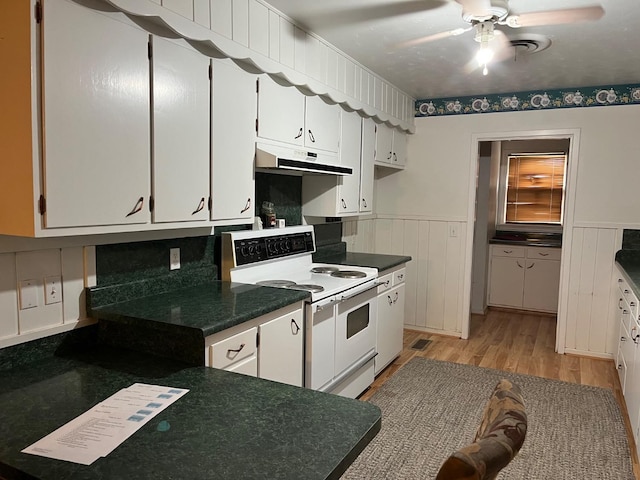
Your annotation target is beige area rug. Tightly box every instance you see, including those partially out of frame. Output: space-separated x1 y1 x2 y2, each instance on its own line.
343 357 634 479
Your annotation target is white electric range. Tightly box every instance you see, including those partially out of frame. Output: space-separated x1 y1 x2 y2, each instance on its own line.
221 225 378 398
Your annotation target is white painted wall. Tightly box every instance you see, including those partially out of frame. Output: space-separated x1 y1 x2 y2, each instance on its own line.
348 104 640 356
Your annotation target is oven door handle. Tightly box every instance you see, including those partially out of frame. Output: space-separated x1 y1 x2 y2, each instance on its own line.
339 282 380 303
315 297 341 312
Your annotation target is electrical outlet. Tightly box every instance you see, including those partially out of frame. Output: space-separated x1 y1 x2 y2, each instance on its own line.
19 279 39 310
449 224 458 237
170 248 180 270
44 276 62 305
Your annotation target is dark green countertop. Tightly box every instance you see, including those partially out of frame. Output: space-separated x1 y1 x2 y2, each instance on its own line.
0 346 381 480
316 252 411 272
89 282 309 338
616 250 640 298
88 282 309 365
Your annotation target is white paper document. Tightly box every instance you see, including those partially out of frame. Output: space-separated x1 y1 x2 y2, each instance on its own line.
22 383 189 465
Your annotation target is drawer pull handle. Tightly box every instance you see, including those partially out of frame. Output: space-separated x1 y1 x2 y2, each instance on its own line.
291 319 300 334
294 127 303 139
393 292 399 304
624 310 629 315
362 198 368 208
387 295 393 305
227 343 245 354
631 302 637 307
624 289 630 294
620 298 624 309
621 336 627 342
503 250 513 254
397 274 404 280
516 261 524 269
526 262 535 269
619 279 624 283
341 199 347 209
538 252 549 257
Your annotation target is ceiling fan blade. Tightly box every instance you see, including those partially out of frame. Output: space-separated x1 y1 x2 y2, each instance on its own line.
295 1 448 30
396 26 471 49
504 5 604 28
454 0 492 17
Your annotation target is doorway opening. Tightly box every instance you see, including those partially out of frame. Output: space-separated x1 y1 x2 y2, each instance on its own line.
464 130 581 354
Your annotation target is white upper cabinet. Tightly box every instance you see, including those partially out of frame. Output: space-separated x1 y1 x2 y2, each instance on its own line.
257 75 339 153
304 95 340 153
257 74 305 146
336 110 362 214
302 110 375 218
42 0 151 228
374 123 407 169
360 117 375 213
151 36 210 224
211 59 256 222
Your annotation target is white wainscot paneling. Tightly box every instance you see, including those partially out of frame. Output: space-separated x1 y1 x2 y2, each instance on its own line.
161 0 194 20
210 0 232 38
248 0 269 56
564 227 621 356
293 26 306 72
278 17 295 68
0 254 19 339
268 10 279 62
232 0 249 47
193 0 210 28
344 218 466 334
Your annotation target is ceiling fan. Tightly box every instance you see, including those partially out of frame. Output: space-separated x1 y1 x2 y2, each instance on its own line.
398 0 605 75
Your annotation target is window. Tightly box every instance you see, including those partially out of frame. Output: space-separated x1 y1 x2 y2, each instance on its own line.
504 153 567 224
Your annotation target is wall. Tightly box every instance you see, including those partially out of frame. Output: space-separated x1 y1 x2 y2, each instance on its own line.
346 104 640 356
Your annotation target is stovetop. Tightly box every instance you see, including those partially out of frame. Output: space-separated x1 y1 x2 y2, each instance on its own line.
231 261 378 302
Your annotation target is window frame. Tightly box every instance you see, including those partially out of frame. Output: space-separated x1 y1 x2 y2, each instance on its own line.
496 151 568 230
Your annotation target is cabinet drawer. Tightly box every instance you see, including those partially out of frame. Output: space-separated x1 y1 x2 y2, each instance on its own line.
526 247 561 261
491 245 525 258
377 273 393 293
393 268 406 285
209 327 257 369
227 355 258 377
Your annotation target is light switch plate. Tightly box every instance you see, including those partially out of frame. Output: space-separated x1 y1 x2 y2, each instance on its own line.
19 279 38 310
44 275 62 305
170 248 180 270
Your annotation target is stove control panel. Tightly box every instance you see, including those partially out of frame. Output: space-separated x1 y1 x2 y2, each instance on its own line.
234 231 314 265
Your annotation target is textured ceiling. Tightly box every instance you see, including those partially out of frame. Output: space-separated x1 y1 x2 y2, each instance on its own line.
264 0 640 100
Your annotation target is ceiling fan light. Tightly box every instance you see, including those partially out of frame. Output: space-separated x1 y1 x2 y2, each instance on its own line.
476 45 494 65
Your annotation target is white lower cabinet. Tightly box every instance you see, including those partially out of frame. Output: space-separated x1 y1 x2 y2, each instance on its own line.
205 303 304 386
488 245 561 313
615 267 640 453
258 309 304 386
375 265 406 375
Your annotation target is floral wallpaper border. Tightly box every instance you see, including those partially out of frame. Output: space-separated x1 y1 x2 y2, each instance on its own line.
415 83 640 117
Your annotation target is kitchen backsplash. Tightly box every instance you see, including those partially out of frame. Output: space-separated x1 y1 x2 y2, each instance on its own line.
622 230 640 250
255 172 302 227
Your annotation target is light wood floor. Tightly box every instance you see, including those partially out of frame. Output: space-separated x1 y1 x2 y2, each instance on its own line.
361 308 640 478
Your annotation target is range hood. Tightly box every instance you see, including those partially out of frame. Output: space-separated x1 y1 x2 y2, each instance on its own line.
256 142 352 176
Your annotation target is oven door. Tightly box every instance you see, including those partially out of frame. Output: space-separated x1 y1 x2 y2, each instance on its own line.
334 282 377 378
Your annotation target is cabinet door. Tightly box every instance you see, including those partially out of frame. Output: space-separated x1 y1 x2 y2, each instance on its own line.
151 37 210 223
336 111 361 214
522 259 561 312
257 75 304 146
258 309 304 386
374 123 393 163
304 95 340 152
359 117 375 213
392 130 407 167
376 284 405 375
211 59 256 221
488 257 525 308
42 0 150 228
